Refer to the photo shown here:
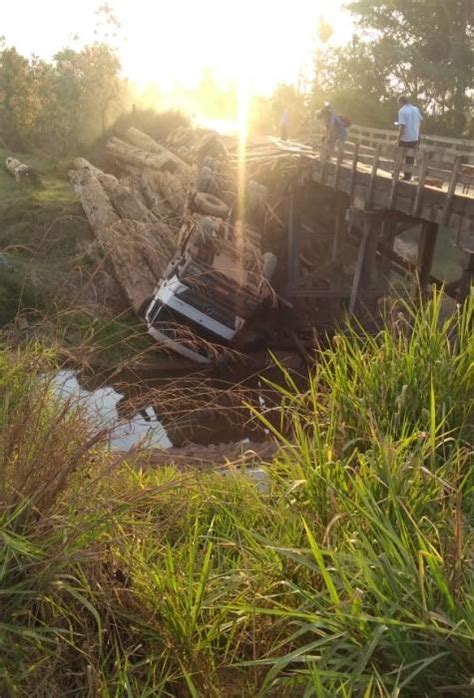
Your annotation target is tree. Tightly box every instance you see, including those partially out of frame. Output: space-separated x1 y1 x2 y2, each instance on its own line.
0 46 36 148
313 0 473 134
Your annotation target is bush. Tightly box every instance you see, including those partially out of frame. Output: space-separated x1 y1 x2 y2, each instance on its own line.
0 295 472 696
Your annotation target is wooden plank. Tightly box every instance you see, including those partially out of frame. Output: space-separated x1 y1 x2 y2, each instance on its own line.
441 156 462 224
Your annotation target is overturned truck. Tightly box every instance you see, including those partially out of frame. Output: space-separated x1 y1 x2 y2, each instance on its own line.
72 124 389 364
144 213 274 363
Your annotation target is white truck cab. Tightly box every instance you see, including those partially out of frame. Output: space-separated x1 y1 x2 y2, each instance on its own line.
144 215 265 363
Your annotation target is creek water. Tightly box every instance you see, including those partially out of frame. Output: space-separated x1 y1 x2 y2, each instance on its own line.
50 370 172 450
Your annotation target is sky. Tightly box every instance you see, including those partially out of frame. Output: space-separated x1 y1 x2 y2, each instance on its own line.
1 0 354 94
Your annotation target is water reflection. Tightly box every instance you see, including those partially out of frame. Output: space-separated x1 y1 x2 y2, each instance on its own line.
50 370 171 450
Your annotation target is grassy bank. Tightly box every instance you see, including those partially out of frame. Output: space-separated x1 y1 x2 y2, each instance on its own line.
0 293 472 697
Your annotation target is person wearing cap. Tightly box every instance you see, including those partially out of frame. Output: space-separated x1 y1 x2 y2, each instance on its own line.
397 96 423 180
317 102 348 149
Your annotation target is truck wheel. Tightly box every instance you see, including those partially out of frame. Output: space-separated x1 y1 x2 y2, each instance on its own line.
194 192 229 218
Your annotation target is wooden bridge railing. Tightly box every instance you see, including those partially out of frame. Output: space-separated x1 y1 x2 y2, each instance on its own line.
317 138 474 197
348 124 474 165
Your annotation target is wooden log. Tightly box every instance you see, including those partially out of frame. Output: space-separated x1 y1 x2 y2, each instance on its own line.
97 172 159 223
106 137 184 175
70 168 119 229
70 167 177 314
125 127 191 175
156 170 187 213
5 157 39 184
106 137 188 212
73 157 103 177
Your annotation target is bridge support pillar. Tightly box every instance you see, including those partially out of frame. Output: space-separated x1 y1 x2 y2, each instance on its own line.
331 192 347 262
458 252 474 306
286 183 302 292
417 220 438 292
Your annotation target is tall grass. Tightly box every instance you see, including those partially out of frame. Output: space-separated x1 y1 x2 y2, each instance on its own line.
0 293 472 696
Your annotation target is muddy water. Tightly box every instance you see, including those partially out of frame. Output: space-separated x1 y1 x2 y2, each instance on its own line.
51 351 305 451
51 370 172 450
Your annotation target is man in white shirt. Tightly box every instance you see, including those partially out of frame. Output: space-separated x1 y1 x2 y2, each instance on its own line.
397 96 423 180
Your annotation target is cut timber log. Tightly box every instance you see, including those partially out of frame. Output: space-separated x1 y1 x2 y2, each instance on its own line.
5 157 39 184
71 167 176 313
106 137 188 213
97 172 159 223
73 157 103 177
156 170 187 213
107 136 173 172
70 167 119 229
125 127 191 175
99 218 175 312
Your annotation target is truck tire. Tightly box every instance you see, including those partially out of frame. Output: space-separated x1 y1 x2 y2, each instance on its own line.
194 192 229 219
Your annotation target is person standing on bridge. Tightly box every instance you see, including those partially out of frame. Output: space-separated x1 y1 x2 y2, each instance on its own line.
317 102 348 150
397 96 423 181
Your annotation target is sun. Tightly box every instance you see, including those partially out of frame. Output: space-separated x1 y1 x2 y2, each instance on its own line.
119 1 352 96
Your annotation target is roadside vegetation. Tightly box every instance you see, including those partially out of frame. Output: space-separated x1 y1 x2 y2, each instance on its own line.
0 293 472 696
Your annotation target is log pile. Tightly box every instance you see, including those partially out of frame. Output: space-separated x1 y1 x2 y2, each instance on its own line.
70 156 177 313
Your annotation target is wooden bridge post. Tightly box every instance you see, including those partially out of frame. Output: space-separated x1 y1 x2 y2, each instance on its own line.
417 220 438 292
380 219 397 284
287 182 301 291
331 191 347 262
349 213 380 317
458 252 474 306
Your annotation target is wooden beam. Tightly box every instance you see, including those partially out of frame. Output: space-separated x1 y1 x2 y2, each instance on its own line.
331 191 346 262
333 141 344 191
320 145 330 186
349 142 360 203
349 220 371 317
286 184 300 291
367 144 381 207
363 217 380 287
417 220 438 290
441 155 462 225
457 252 474 305
388 148 403 209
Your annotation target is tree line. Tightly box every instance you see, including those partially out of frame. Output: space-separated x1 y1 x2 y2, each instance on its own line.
0 0 471 156
0 38 126 155
313 0 473 136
